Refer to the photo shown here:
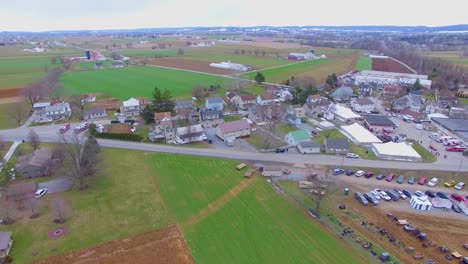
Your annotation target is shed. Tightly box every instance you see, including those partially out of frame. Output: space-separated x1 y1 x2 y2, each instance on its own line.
0 231 12 259
297 140 321 154
244 169 254 178
410 196 432 211
236 163 247 170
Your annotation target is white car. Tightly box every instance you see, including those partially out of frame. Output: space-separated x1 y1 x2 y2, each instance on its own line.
355 170 365 177
454 182 465 190
427 178 439 187
374 189 391 201
414 190 424 197
370 191 381 200
346 153 360 159
34 188 48 199
396 190 407 200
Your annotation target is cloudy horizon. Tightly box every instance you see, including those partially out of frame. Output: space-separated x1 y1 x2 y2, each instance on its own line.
0 0 467 32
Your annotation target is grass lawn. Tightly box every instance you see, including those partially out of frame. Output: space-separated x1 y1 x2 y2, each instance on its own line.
245 131 284 150
276 122 299 138
459 98 468 105
355 56 372 71
223 115 243 122
0 102 28 129
412 142 437 163
1 148 170 263
184 179 364 264
61 65 229 99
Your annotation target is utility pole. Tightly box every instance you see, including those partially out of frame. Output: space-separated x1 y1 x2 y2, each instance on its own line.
456 156 464 178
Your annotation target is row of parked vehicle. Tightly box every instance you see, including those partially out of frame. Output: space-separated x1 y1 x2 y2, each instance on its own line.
355 188 410 206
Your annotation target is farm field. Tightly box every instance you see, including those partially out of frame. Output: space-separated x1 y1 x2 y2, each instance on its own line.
149 153 365 264
1 148 171 264
355 55 372 71
147 57 233 75
0 101 30 129
423 51 468 68
61 65 228 99
372 58 414 74
245 53 358 84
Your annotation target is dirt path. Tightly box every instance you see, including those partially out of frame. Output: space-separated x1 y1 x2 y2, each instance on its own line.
181 175 258 229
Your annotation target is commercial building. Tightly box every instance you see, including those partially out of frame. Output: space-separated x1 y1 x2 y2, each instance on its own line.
355 70 432 88
327 104 360 122
371 142 422 162
340 123 382 145
431 118 468 142
215 119 251 140
363 114 395 132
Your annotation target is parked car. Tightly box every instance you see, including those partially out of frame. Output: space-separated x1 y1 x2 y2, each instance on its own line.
452 204 462 213
110 119 121 124
444 180 457 187
376 174 386 180
408 176 416 185
364 193 379 205
364 171 374 178
427 178 439 187
425 190 436 198
275 148 286 153
332 168 345 175
418 177 427 185
346 153 360 159
345 170 355 176
355 192 369 206
451 194 466 202
414 190 424 197
402 189 413 198
429 145 438 151
386 173 395 182
59 123 70 133
374 189 391 201
394 189 407 199
370 191 381 200
385 190 400 201
404 224 415 232
34 188 48 199
396 175 405 184
355 170 365 177
436 192 450 199
454 182 465 190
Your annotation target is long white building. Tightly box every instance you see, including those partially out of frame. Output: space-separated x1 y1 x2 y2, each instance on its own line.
355 70 432 88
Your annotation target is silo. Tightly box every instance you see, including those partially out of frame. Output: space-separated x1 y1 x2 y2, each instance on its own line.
85 50 91 60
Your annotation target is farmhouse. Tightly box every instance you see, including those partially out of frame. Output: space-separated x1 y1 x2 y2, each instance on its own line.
341 123 382 145
248 104 287 125
216 119 251 140
237 94 257 110
175 124 204 144
83 108 107 120
205 96 224 110
33 102 51 111
200 109 223 127
327 104 360 122
303 96 332 118
332 86 354 102
81 94 97 104
226 91 238 103
371 142 422 162
16 147 53 178
0 232 13 260
392 93 424 112
35 102 72 123
381 84 406 100
297 140 321 154
324 138 350 154
154 112 173 126
363 114 395 132
149 126 175 142
121 98 141 116
351 97 374 113
285 130 310 146
257 94 279 105
355 70 432 88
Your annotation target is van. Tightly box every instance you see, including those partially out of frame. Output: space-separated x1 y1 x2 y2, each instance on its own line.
397 175 405 184
386 190 400 202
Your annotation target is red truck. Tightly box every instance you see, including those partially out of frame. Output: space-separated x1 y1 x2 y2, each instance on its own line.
446 147 465 152
59 123 70 133
74 122 90 134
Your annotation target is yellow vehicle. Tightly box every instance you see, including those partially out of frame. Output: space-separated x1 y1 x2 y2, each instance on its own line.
444 180 457 187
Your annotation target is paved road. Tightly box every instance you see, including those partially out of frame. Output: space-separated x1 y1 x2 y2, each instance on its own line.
1 121 467 172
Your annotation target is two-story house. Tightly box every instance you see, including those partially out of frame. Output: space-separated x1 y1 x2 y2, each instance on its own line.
35 102 72 123
200 109 223 128
303 96 332 118
257 93 279 105
120 98 141 116
351 97 375 113
237 95 257 110
205 96 224 110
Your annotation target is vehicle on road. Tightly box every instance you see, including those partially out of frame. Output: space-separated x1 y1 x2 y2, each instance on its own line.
427 178 439 187
396 175 405 184
454 182 465 190
436 191 450 199
446 146 465 152
429 145 437 151
59 123 70 133
386 173 395 182
74 122 90 134
332 168 345 175
345 170 355 176
110 119 121 124
376 174 385 180
451 194 466 202
408 176 416 184
355 170 365 177
425 190 436 198
418 177 427 185
34 188 48 199
346 153 360 159
414 190 424 197
444 180 457 187
275 148 286 153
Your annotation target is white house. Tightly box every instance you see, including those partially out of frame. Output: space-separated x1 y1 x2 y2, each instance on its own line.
35 102 72 123
82 94 97 104
297 140 321 154
278 89 293 101
33 102 51 111
351 97 374 113
215 119 251 140
327 104 360 122
257 94 279 105
175 124 204 144
121 98 140 116
284 130 310 147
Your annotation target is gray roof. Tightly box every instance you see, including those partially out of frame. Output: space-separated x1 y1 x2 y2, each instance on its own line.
175 100 194 109
83 109 106 116
364 114 394 127
206 96 224 105
332 86 354 97
432 118 468 132
202 109 223 116
0 232 12 250
298 140 320 148
325 138 349 149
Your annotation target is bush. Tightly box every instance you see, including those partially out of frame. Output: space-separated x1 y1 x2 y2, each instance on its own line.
96 132 143 142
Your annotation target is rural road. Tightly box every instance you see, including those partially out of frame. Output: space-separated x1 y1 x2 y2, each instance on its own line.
1 121 467 172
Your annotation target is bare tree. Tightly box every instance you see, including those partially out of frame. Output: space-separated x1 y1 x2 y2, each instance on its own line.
26 197 42 218
307 174 337 213
258 129 275 149
69 94 85 119
22 82 45 107
8 102 29 127
28 129 41 150
192 85 205 100
52 142 68 166
49 195 72 223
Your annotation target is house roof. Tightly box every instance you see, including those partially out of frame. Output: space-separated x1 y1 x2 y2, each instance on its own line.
259 93 277 101
33 102 51 108
298 140 320 148
123 98 140 107
364 114 394 127
325 138 349 149
332 86 354 97
218 119 250 134
341 123 382 144
18 147 53 168
240 94 257 101
175 100 194 108
328 104 360 119
0 232 12 250
176 124 203 136
226 92 237 100
83 108 106 116
137 97 149 105
206 96 224 105
289 130 310 141
154 112 172 121
202 109 223 117
355 97 374 106
432 118 468 132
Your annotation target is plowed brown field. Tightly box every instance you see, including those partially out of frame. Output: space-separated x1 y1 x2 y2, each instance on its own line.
372 58 413 74
148 58 233 75
33 226 195 264
0 87 21 98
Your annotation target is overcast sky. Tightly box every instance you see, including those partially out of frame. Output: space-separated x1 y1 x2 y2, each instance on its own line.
1 0 467 31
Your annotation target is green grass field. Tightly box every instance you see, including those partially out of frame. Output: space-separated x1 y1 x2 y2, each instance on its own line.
1 148 170 263
412 142 437 163
62 66 228 99
355 56 372 71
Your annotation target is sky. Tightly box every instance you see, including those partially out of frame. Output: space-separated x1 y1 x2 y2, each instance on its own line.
0 0 467 31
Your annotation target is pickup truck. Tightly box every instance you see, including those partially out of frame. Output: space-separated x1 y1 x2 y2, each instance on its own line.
59 123 70 133
74 122 90 134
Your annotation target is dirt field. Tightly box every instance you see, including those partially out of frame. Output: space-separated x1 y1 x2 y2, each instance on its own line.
33 226 195 264
372 58 414 74
148 58 233 75
0 87 21 98
330 176 468 263
106 123 131 134
93 98 121 111
224 40 305 49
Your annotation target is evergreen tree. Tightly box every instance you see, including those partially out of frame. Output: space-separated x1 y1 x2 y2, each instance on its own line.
254 72 265 84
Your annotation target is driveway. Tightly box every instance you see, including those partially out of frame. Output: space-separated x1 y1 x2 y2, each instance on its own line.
203 128 257 152
38 176 73 194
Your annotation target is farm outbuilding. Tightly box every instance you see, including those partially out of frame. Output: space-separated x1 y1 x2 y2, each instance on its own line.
341 123 382 145
297 140 321 154
371 142 422 162
215 119 251 140
410 196 432 211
